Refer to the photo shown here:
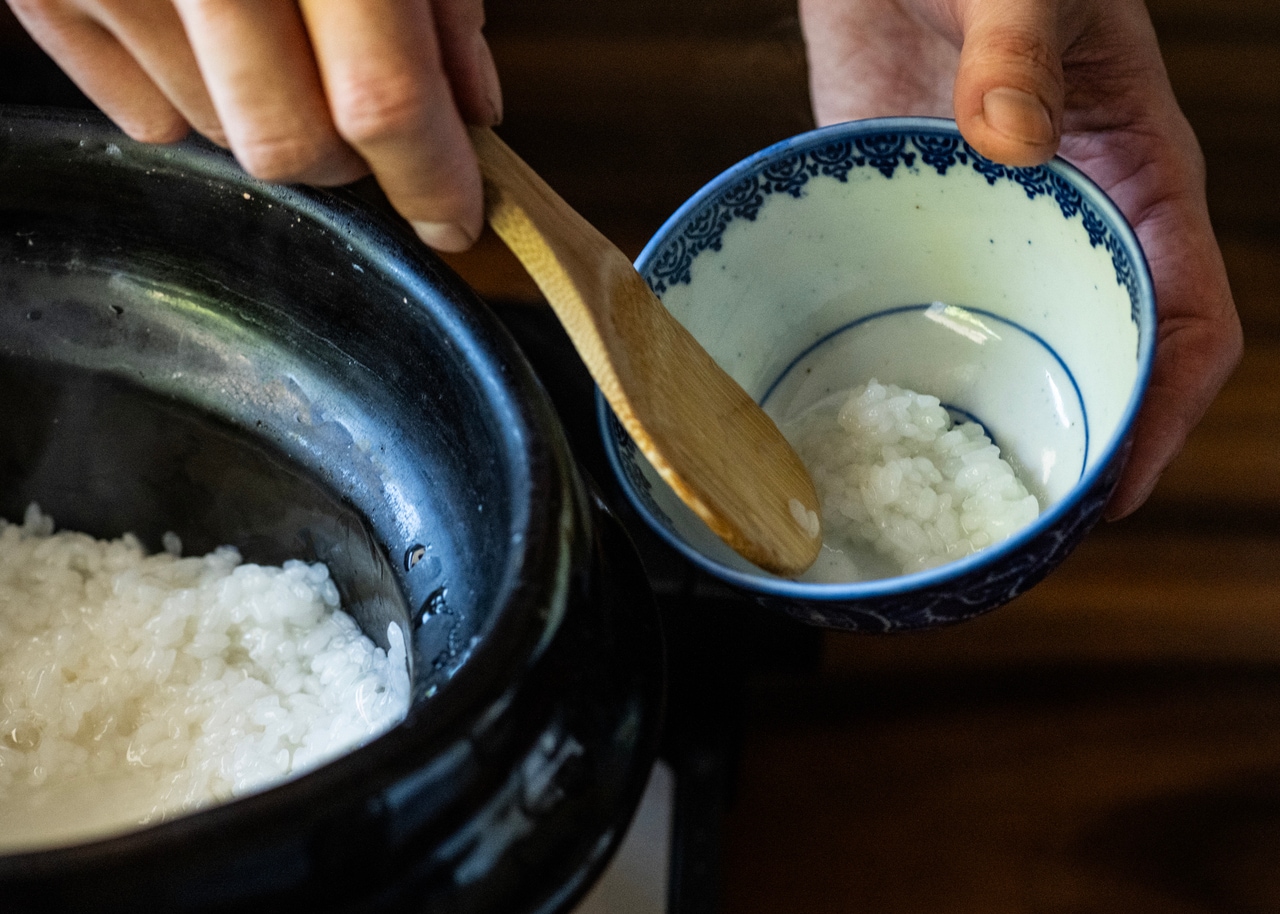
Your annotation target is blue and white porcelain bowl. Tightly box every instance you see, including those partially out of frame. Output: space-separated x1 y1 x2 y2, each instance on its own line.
598 117 1155 632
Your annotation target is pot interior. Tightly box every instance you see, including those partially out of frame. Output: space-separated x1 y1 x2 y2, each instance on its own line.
0 333 408 661
0 109 547 717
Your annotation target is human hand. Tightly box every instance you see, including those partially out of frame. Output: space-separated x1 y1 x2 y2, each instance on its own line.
7 0 500 252
798 0 1242 519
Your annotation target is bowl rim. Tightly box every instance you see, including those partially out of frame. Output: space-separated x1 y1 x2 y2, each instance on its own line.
599 115 1156 598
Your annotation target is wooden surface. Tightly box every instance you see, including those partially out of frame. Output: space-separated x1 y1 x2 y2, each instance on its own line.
469 2 1280 912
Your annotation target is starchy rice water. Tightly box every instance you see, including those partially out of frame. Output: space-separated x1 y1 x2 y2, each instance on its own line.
0 504 410 851
782 379 1040 583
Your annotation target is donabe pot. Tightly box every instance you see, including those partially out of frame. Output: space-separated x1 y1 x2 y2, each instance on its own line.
0 108 663 913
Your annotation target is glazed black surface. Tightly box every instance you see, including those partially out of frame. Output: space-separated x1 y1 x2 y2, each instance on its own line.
0 108 663 912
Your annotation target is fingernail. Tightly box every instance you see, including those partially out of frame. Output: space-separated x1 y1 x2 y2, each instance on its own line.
981 87 1054 147
412 220 476 252
475 35 503 125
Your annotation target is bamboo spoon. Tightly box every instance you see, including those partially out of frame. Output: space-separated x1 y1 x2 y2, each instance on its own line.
469 127 821 576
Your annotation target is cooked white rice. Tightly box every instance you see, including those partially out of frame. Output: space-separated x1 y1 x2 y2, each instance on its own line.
782 380 1040 583
0 504 410 851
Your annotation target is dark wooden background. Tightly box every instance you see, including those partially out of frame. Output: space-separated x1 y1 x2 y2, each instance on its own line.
3 1 1279 910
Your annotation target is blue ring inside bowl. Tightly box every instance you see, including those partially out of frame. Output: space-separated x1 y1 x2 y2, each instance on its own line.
759 302 1090 487
598 117 1155 601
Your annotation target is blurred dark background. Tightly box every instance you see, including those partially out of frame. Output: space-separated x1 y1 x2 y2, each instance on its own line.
4 2 1280 911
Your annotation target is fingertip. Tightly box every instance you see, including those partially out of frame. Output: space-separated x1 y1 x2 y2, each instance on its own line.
1103 472 1161 523
956 86 1058 168
411 219 479 253
976 86 1058 165
368 107 485 253
303 153 374 187
194 121 230 148
381 131 485 251
1102 406 1188 523
117 110 191 146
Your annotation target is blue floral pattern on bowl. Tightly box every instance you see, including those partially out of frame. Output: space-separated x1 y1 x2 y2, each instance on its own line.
646 130 1141 327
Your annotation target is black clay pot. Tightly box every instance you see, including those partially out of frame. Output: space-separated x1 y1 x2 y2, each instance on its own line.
0 107 663 913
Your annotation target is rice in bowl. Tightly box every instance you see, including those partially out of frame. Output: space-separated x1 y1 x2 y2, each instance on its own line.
783 380 1041 583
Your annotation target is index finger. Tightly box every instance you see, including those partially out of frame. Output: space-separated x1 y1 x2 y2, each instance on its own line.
298 0 490 252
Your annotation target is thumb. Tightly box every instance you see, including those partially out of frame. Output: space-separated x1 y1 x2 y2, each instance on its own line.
952 0 1066 167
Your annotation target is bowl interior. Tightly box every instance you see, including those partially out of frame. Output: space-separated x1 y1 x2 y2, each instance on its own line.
608 119 1153 585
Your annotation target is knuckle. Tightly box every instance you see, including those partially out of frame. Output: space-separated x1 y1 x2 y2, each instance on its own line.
330 72 438 148
1222 309 1245 365
121 112 190 145
1182 136 1208 185
234 132 330 182
193 119 228 147
983 27 1060 82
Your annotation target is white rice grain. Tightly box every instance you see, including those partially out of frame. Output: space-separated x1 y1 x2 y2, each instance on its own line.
783 380 1040 583
0 506 410 851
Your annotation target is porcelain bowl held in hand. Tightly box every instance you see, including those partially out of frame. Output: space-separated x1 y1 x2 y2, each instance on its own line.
598 117 1155 632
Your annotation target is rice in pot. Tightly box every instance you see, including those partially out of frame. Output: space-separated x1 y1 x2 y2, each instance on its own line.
0 505 410 851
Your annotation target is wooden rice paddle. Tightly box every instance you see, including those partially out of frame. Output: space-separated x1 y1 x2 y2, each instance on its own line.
469 127 821 576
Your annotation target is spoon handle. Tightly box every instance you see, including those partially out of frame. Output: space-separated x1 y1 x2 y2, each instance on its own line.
469 127 821 576
469 126 640 404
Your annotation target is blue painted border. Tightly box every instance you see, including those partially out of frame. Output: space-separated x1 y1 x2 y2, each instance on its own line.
602 117 1155 600
643 124 1142 329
